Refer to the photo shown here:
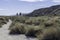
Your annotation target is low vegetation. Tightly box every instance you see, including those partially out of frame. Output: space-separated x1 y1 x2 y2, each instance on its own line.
9 22 26 34
8 16 60 40
0 16 9 27
37 27 60 40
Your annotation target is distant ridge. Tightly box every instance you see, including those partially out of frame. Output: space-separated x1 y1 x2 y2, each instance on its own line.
25 5 60 16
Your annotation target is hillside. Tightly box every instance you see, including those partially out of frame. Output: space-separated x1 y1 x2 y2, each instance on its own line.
26 5 60 16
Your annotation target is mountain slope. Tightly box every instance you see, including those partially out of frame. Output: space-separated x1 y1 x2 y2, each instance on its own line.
26 5 60 16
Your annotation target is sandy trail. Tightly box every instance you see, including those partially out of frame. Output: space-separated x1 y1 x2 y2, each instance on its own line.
0 19 38 40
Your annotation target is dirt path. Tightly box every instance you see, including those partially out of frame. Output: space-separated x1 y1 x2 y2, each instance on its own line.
0 19 38 40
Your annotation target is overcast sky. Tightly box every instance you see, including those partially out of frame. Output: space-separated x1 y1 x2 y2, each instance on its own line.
0 0 60 15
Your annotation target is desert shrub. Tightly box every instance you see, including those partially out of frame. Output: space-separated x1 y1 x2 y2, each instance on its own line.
25 20 32 25
9 22 26 35
25 26 42 37
44 21 54 28
9 26 21 35
0 17 9 27
37 27 60 40
25 28 37 37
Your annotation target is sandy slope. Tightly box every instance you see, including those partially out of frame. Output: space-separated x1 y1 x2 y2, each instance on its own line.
0 19 38 40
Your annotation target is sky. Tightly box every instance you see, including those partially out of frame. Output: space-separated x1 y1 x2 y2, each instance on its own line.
0 0 60 15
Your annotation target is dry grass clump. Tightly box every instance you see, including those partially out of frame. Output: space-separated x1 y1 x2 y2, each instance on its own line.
9 22 26 35
37 27 60 40
0 17 9 27
25 25 42 37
